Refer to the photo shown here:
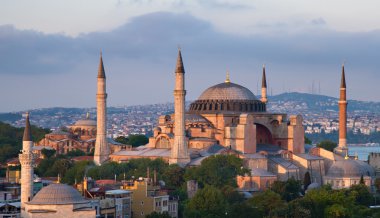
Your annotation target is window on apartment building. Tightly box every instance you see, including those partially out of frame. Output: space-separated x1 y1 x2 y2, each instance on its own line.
163 200 167 206
141 201 144 205
141 211 144 215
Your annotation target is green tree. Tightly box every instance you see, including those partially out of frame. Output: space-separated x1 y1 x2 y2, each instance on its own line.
146 211 171 218
247 190 287 217
271 178 302 201
185 185 227 218
316 140 337 152
305 136 312 145
63 161 93 184
128 134 149 147
45 159 72 177
304 172 312 190
162 164 185 189
325 204 349 218
115 136 129 144
359 175 365 184
184 155 249 188
41 148 56 159
66 149 86 157
348 184 372 206
0 121 50 164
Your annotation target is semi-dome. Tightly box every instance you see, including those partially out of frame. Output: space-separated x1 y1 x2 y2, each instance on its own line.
198 82 258 101
189 80 266 114
27 183 88 205
326 159 375 178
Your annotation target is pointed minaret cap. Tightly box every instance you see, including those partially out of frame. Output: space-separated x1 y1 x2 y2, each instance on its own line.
225 70 230 83
262 64 267 88
340 63 346 88
175 48 185 74
98 51 106 78
23 112 32 142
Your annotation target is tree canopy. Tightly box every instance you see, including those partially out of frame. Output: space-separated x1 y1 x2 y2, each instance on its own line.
317 140 337 152
115 134 149 147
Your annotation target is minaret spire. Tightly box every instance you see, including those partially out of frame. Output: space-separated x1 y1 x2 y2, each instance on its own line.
335 63 348 155
169 48 190 166
98 51 106 78
23 112 32 141
261 64 268 104
19 112 35 212
94 52 109 165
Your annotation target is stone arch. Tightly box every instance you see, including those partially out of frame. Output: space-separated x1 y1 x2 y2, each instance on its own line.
255 123 273 144
155 135 171 149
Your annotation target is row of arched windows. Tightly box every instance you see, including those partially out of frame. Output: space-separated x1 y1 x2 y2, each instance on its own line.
189 100 266 113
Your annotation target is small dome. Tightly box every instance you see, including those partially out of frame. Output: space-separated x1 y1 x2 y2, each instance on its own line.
326 160 375 178
74 119 96 127
154 127 162 132
73 113 96 127
198 82 258 101
28 183 88 205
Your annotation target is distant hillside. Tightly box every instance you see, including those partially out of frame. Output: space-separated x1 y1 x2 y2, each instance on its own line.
268 92 380 114
0 113 21 122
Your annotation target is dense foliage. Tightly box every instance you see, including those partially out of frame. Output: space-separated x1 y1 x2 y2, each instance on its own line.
317 140 338 152
115 134 149 147
31 152 380 217
0 121 50 164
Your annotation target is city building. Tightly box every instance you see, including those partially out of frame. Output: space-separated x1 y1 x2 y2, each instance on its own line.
122 178 178 218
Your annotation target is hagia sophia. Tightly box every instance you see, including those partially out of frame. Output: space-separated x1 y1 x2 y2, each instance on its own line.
17 49 376 217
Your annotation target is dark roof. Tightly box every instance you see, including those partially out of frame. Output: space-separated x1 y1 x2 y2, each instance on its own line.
23 112 32 141
175 49 185 74
341 64 346 88
262 65 267 88
98 52 106 78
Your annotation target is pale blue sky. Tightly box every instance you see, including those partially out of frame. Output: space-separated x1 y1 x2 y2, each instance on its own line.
0 0 380 112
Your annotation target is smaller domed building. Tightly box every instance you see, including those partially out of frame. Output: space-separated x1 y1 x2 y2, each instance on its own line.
23 183 95 218
38 113 123 155
325 159 375 189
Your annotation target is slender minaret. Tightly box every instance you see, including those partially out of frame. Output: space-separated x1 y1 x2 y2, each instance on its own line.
94 52 109 165
19 112 35 209
169 48 190 166
335 64 348 155
261 64 268 104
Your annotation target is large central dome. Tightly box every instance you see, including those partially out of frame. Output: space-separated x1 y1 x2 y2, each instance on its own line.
189 80 266 114
198 82 258 101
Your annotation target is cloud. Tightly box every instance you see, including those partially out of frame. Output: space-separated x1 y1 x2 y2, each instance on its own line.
0 12 380 112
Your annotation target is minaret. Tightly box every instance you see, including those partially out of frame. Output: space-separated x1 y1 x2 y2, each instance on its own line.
261 64 268 104
19 112 35 209
169 48 190 166
335 64 348 155
94 52 109 165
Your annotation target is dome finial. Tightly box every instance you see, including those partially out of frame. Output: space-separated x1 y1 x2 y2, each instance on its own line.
344 150 349 160
225 70 230 83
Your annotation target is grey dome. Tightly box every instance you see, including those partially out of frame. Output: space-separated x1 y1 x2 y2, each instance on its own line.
198 82 257 101
326 160 375 178
74 119 96 127
28 183 88 205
